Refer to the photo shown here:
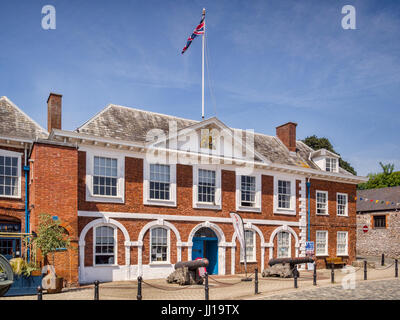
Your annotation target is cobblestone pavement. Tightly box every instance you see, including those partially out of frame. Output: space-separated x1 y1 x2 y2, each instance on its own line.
260 279 400 300
0 266 398 300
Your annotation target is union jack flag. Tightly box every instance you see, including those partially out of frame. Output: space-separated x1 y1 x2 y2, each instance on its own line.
181 13 205 54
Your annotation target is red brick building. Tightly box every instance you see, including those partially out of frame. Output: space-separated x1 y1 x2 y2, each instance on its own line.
0 93 367 285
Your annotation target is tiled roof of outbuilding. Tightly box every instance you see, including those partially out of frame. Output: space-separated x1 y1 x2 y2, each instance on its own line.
0 96 48 140
357 186 400 212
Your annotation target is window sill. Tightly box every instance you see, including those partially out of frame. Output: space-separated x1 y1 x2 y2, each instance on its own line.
149 262 172 266
316 254 329 257
336 254 348 257
144 199 176 207
274 209 296 216
93 264 118 267
337 215 349 217
237 206 261 213
240 260 257 264
316 213 329 216
194 202 221 210
86 194 124 204
0 195 21 200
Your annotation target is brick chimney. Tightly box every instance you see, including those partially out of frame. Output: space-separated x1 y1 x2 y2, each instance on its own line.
276 122 297 152
47 93 62 132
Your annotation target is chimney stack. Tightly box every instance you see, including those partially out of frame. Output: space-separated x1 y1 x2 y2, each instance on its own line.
276 122 297 152
47 93 62 132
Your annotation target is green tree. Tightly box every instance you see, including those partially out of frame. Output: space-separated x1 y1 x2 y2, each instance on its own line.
357 163 400 190
302 135 357 175
32 213 70 265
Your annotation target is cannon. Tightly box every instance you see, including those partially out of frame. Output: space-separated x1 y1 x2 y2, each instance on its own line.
167 258 209 285
262 257 314 278
0 254 14 297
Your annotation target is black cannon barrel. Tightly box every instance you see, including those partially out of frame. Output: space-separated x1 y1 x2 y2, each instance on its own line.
175 258 209 270
268 257 314 267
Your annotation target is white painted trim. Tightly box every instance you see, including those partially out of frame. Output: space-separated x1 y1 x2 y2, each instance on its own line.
273 174 297 215
316 190 329 215
336 192 349 217
143 160 177 207
187 222 226 275
268 225 300 259
78 210 301 227
85 149 125 203
192 164 222 210
235 171 261 213
78 218 131 283
0 149 23 199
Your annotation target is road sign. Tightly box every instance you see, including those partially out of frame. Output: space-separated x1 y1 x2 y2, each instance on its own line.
363 225 368 233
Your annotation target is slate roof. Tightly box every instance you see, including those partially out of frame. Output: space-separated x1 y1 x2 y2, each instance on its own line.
357 186 400 212
77 104 352 172
0 96 48 140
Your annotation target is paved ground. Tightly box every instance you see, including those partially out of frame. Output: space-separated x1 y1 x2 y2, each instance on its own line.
260 279 400 300
1 259 398 300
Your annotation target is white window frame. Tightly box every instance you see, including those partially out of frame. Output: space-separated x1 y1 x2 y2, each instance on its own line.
0 149 22 199
277 231 291 258
336 231 348 256
337 193 348 217
273 175 296 215
192 164 221 210
240 229 257 263
93 224 117 266
316 190 329 215
235 170 261 213
325 157 338 173
143 160 176 207
85 150 125 203
315 230 328 256
149 227 171 265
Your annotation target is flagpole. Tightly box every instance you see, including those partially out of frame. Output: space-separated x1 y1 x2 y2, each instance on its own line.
202 8 205 120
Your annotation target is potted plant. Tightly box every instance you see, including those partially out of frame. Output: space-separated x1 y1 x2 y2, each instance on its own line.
4 257 41 296
32 213 71 294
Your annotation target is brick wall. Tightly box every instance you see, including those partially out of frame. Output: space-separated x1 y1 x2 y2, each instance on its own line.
29 142 79 285
308 178 357 267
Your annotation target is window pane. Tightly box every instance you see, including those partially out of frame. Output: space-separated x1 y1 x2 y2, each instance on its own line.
198 169 216 203
93 156 118 196
0 156 19 196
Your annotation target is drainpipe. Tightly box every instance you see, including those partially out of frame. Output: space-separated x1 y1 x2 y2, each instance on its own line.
24 147 30 261
306 178 311 241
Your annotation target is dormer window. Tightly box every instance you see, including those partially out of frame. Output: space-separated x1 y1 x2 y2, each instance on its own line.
326 158 338 172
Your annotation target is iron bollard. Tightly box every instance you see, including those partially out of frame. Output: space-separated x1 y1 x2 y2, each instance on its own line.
204 272 209 300
395 259 398 278
254 267 259 294
37 286 43 300
313 262 317 286
381 253 385 266
331 265 335 283
294 266 298 288
94 280 99 300
364 260 367 280
137 276 142 300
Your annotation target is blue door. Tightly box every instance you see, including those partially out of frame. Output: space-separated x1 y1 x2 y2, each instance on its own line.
192 237 219 275
0 220 22 260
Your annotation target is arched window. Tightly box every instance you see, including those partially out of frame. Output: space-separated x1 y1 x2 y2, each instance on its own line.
240 230 256 262
277 231 290 258
150 227 169 263
94 226 116 266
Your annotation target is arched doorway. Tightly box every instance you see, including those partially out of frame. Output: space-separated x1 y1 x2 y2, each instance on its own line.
0 216 21 260
192 227 218 275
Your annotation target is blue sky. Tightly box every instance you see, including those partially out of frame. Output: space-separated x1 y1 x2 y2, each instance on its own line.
0 0 399 176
